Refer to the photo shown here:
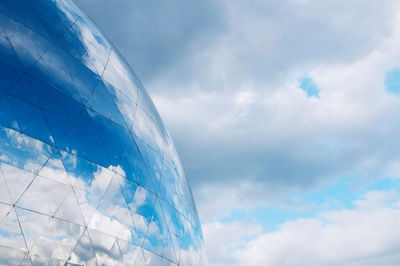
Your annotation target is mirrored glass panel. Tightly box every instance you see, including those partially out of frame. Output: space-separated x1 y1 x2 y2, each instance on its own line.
0 0 206 265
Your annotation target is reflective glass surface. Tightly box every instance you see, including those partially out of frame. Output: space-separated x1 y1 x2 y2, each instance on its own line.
0 0 206 265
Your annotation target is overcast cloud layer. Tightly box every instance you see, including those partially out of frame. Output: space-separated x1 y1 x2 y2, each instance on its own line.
76 0 400 265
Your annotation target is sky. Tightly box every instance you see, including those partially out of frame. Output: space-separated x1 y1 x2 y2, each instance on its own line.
75 0 400 265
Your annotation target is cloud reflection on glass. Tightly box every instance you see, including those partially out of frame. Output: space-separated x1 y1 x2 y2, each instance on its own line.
0 0 206 265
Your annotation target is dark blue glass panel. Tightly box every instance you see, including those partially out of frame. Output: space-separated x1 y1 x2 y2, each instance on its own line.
58 109 110 167
0 24 23 70
0 13 53 71
0 0 51 41
7 76 40 107
7 96 54 146
118 136 155 193
56 22 109 76
86 80 128 128
27 45 83 103
0 62 22 99
104 80 138 131
0 96 20 131
88 109 131 166
58 48 100 103
29 76 84 124
32 0 78 42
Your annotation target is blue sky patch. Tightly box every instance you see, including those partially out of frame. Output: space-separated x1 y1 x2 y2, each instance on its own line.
385 68 400 95
219 175 400 233
300 76 320 98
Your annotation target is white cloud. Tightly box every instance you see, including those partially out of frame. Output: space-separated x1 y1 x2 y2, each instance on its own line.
151 2 400 222
206 190 400 266
203 220 263 265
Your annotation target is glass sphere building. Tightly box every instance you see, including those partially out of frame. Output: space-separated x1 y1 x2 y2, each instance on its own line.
0 0 206 265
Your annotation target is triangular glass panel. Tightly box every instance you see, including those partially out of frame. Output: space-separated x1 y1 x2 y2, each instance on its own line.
0 96 20 132
30 253 63 266
73 17 111 59
0 0 53 42
0 170 13 205
88 109 131 166
0 13 53 71
88 228 122 265
135 137 163 194
86 81 128 129
31 0 77 42
0 163 37 204
137 84 163 125
0 128 53 175
142 248 176 266
88 175 137 242
106 83 137 132
119 181 157 246
0 24 23 70
102 52 137 103
15 207 52 251
54 187 86 226
117 238 141 265
7 76 40 107
159 199 184 261
66 229 98 266
170 232 183 264
0 245 28 265
132 106 164 155
60 151 113 197
55 22 92 65
17 253 32 266
59 108 110 168
159 199 184 239
118 135 156 193
142 198 177 263
27 45 83 104
158 160 183 214
0 203 12 222
59 49 100 104
29 76 84 125
30 217 85 262
37 152 70 185
179 219 202 266
73 186 102 227
8 96 54 146
0 62 23 100
0 207 27 251
16 175 70 217
135 247 147 266
44 111 73 151
78 39 109 81
87 164 115 198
